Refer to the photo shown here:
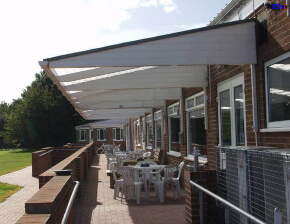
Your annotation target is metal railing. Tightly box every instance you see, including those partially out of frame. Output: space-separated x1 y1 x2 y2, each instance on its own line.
189 180 285 224
61 181 80 224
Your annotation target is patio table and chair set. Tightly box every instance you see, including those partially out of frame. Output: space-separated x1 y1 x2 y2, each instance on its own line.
103 146 184 204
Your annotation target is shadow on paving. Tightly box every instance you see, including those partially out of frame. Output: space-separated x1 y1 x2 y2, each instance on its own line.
124 186 186 224
73 154 185 224
74 155 102 223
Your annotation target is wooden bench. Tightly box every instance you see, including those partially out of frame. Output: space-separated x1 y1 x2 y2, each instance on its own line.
106 170 115 189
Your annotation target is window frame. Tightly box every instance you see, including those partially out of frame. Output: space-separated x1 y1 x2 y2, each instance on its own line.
217 74 247 147
79 129 86 142
113 128 123 141
185 91 206 158
167 102 180 152
97 129 106 141
154 110 162 149
89 130 94 142
265 51 290 128
146 114 153 146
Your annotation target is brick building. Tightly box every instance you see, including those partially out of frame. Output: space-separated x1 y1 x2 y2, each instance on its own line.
75 119 128 150
40 0 290 222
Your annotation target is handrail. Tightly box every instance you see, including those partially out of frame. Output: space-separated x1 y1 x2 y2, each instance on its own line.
39 149 54 157
61 181 80 224
189 180 266 224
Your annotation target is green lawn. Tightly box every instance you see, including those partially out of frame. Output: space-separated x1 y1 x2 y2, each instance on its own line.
0 182 22 203
0 149 33 176
0 149 32 203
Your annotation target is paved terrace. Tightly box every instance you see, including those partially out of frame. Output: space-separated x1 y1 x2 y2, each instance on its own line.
74 154 185 224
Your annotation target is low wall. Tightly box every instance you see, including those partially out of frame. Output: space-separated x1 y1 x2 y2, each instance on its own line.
39 143 94 189
17 143 95 224
32 146 84 177
184 169 217 224
17 176 73 224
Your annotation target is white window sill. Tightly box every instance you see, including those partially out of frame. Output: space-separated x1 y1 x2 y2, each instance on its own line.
97 139 106 141
79 140 86 142
167 151 181 158
113 140 123 141
184 156 208 164
260 128 290 132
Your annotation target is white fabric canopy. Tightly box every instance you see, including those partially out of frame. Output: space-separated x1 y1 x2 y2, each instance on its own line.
40 19 257 120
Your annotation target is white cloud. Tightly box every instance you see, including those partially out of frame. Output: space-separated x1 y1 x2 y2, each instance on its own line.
159 0 177 12
139 0 158 7
137 0 177 12
0 0 178 103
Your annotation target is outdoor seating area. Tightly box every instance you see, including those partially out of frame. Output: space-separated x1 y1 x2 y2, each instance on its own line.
104 148 184 205
74 154 186 224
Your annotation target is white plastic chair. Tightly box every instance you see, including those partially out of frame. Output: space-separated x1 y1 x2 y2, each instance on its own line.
119 167 144 204
142 151 151 159
96 143 105 154
109 162 123 199
172 161 184 198
149 165 177 201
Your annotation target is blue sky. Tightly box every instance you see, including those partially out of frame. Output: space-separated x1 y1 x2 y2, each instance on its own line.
0 0 230 103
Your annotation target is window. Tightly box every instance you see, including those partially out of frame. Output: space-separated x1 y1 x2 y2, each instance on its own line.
218 74 246 146
90 130 94 142
113 128 123 141
97 129 106 141
265 52 290 128
168 103 180 152
154 110 162 148
186 92 206 157
146 114 153 146
79 129 86 141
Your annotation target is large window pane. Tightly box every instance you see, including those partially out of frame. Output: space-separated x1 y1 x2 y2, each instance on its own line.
268 58 290 122
170 117 180 152
220 90 231 146
147 122 153 146
234 85 245 146
156 120 162 148
136 124 140 144
189 110 206 146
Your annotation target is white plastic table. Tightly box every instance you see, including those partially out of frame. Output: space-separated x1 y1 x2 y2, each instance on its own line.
132 164 165 202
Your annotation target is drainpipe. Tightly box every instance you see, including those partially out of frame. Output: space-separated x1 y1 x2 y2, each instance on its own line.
251 64 258 146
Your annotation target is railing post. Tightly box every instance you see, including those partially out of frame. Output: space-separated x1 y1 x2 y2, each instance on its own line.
225 207 230 224
199 190 204 224
194 147 199 171
274 207 282 224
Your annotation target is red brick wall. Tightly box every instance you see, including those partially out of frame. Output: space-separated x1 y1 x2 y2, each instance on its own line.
164 88 206 185
184 170 217 224
38 143 95 189
76 129 90 144
76 127 126 150
94 127 126 150
18 176 74 224
206 3 290 169
32 149 53 177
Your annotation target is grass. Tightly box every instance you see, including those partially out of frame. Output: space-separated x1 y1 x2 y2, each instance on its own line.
0 148 33 176
0 182 22 203
0 148 33 203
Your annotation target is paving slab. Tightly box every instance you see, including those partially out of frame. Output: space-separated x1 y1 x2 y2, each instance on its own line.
0 166 39 224
74 155 185 224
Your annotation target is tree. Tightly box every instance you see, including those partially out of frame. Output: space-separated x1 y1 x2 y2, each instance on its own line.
1 71 85 148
